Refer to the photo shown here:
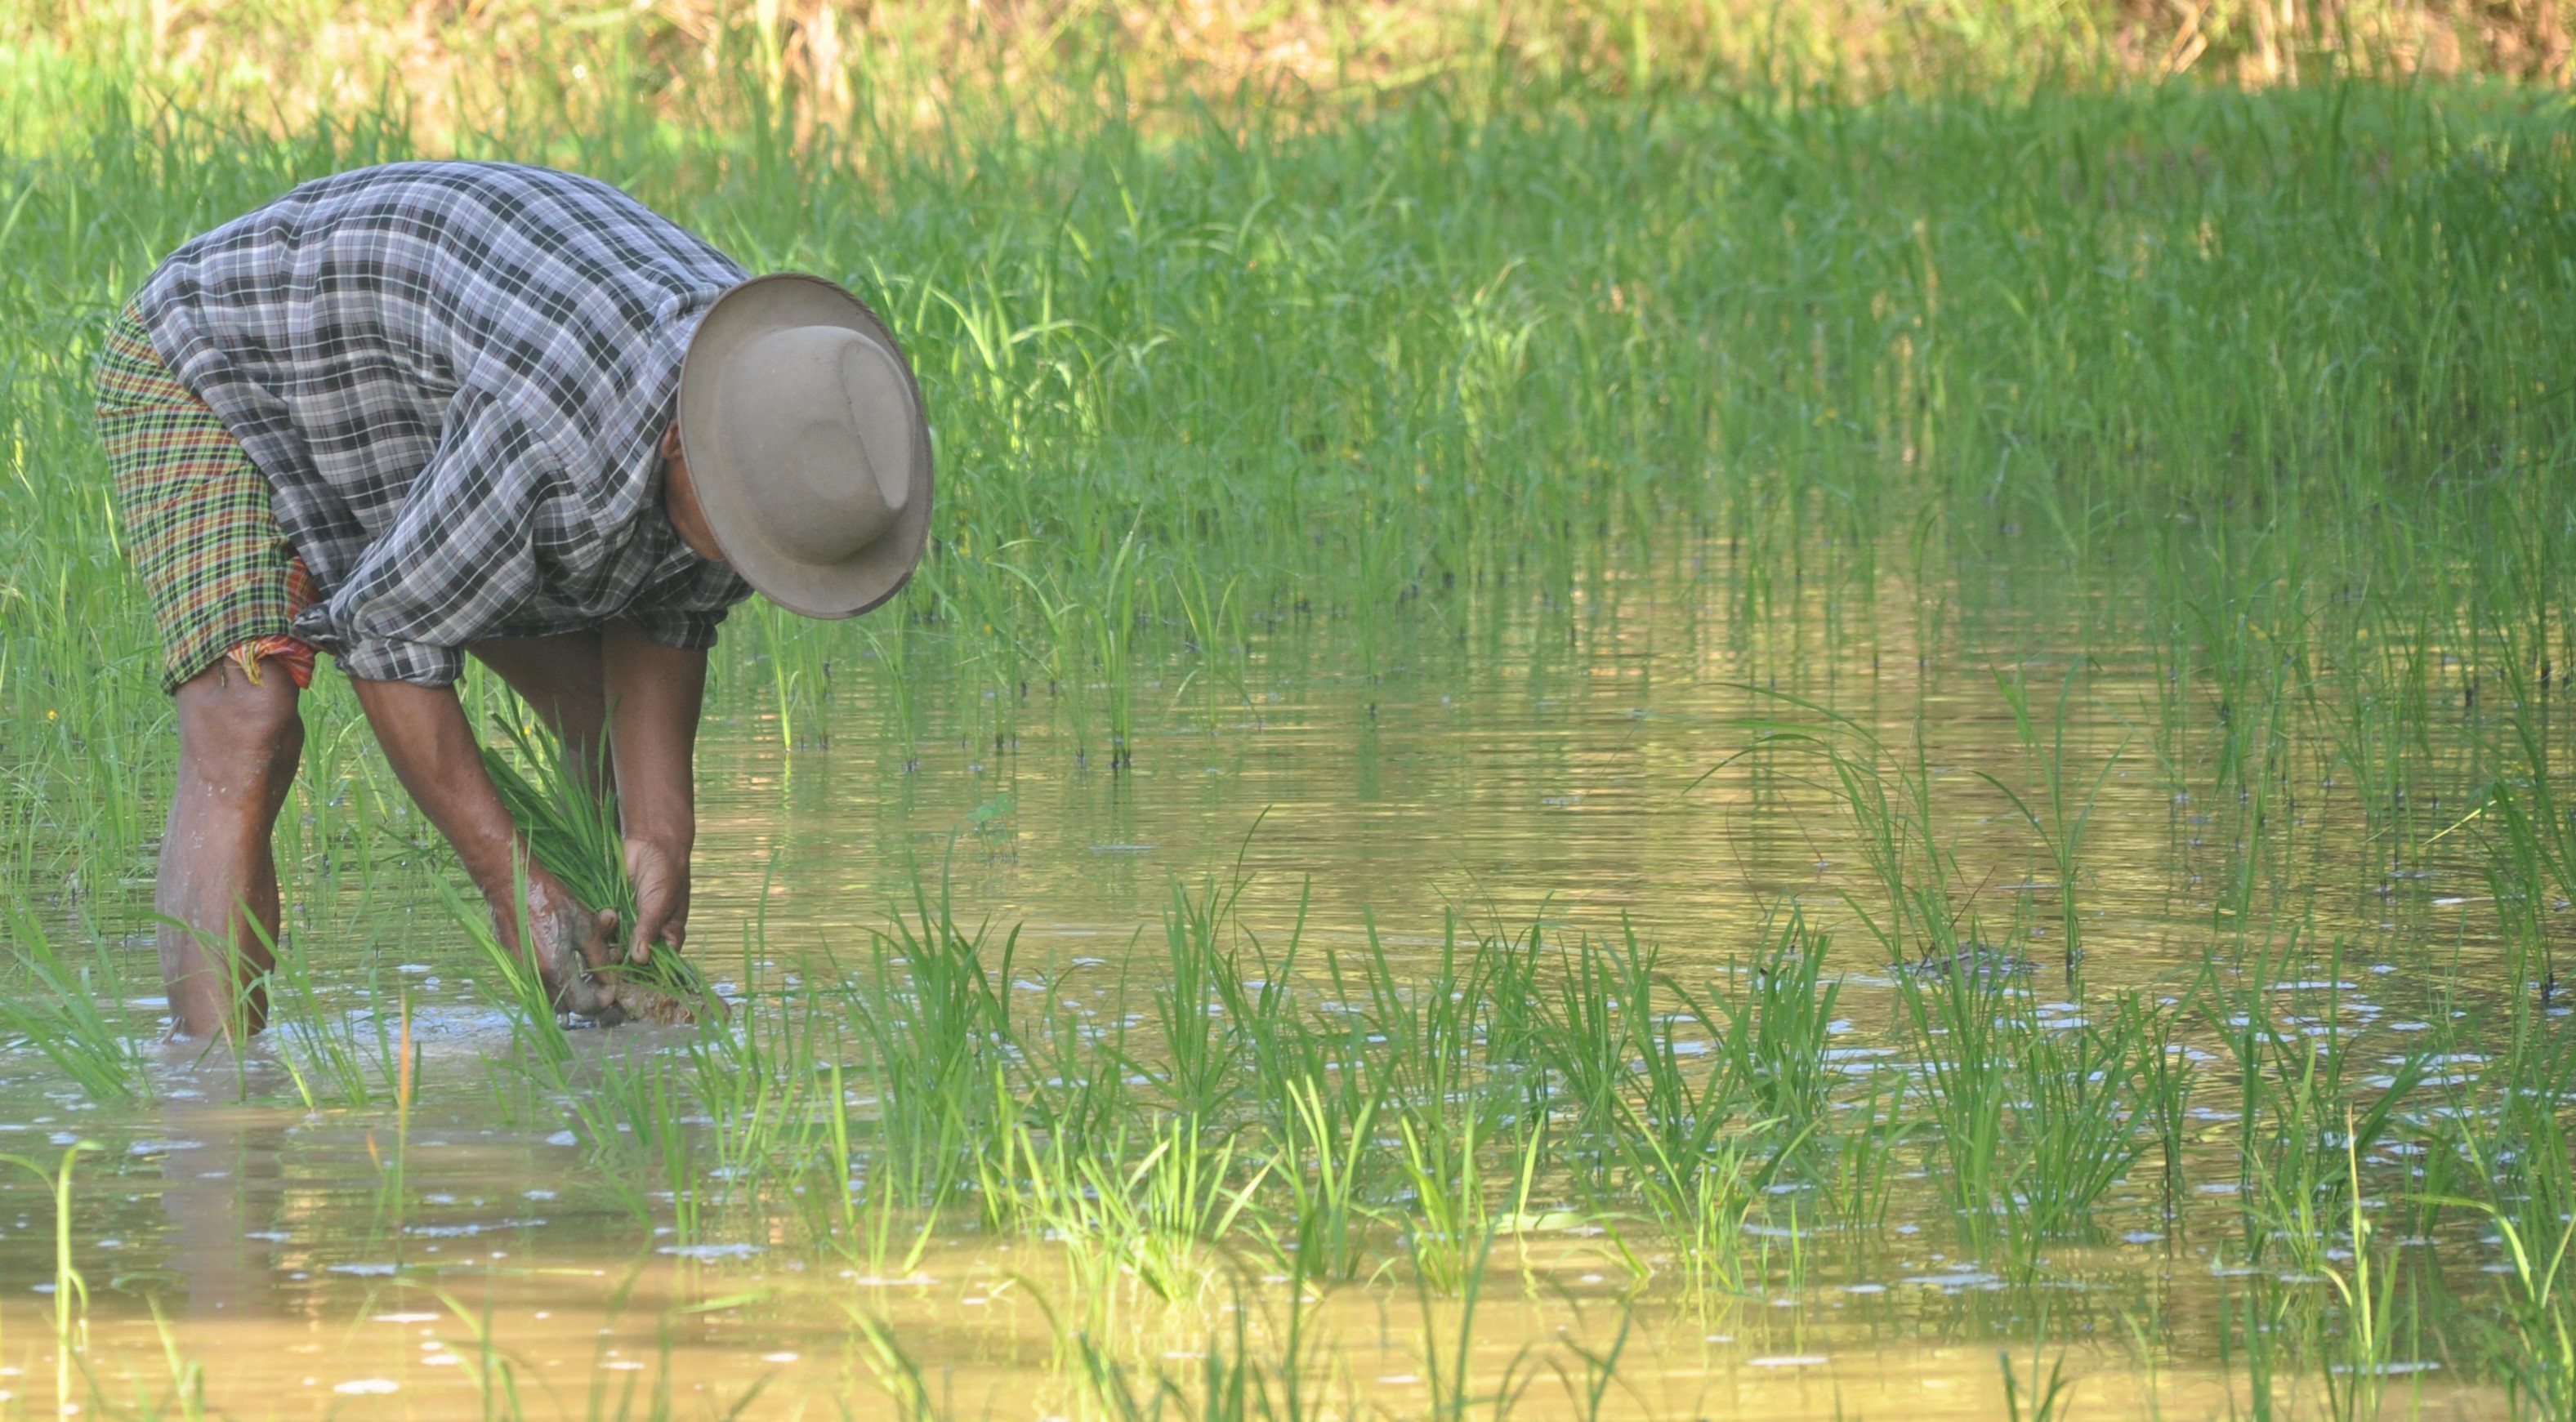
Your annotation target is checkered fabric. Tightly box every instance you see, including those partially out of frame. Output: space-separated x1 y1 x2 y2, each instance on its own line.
133 162 754 686
96 307 318 693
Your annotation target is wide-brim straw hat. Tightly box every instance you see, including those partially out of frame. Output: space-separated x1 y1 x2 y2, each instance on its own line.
676 273 933 619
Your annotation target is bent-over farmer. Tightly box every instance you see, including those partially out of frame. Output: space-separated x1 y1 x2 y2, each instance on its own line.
98 161 931 1036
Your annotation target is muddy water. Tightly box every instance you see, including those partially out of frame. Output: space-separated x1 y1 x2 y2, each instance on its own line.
0 551 2532 1418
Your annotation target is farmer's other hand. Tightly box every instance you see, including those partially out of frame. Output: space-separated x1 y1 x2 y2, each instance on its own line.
507 867 623 1021
623 836 690 963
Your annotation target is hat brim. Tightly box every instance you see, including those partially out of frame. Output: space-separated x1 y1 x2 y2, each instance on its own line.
676 274 934 620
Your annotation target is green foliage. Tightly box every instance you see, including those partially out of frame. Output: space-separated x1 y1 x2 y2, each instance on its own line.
0 898 147 1103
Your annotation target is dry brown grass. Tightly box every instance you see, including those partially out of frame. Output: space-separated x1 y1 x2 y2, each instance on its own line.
4 0 2569 144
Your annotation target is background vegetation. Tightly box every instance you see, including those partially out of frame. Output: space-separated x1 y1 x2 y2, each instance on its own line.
2 0 2570 155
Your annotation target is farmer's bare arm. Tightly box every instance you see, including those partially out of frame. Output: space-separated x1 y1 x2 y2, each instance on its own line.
600 620 705 960
350 676 618 1013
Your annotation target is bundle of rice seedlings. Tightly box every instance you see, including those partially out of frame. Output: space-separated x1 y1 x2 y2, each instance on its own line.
480 714 721 1024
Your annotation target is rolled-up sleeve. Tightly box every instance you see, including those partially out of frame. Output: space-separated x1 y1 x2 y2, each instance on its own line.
292 386 576 686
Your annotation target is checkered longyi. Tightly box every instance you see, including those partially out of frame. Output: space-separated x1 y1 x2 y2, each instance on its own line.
96 305 317 693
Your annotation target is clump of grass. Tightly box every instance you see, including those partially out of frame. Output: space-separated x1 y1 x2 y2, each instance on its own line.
2208 941 2427 1275
478 712 715 1011
849 881 1021 1206
1708 908 1842 1130
0 897 148 1103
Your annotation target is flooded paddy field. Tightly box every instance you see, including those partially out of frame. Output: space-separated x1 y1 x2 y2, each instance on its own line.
2 78 2574 1420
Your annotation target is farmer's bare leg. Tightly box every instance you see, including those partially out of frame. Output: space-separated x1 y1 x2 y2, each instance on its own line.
469 631 608 791
159 657 303 1038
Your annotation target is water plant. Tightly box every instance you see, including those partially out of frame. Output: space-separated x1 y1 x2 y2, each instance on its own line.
1981 664 2126 973
1274 1073 1381 1282
846 881 1020 1206
2210 941 2429 1273
0 1141 100 1418
0 897 148 1103
1708 910 1843 1130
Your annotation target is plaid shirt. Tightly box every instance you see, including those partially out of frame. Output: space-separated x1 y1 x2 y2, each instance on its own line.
134 161 753 685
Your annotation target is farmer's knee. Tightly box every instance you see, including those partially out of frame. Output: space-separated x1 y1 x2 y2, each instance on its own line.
175 661 304 783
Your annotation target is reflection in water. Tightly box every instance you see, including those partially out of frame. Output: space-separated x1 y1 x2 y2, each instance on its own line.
153 1070 288 1319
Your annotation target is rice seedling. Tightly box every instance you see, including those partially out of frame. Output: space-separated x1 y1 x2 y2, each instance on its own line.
1074 1279 1334 1422
847 881 1020 1206
1981 663 2126 973
1893 952 2018 1235
1591 945 1812 1290
1998 1325 2077 1422
1529 928 1672 1172
1998 994 2163 1251
443 866 574 1084
1273 1073 1382 1282
122 1299 213 1422
682 957 833 1208
1340 910 1508 1133
851 1313 943 1422
2129 992 2201 1224
2317 1117 2407 1422
2448 1163 2576 1419
2422 979 2576 1418
1712 694 1980 973
257 916 395 1111
0 895 149 1103
423 1281 539 1422
991 1113 1265 1313
1410 1230 1540 1422
1150 876 1251 1121
552 1025 748 1246
1548 1311 1636 1422
2219 1277 2290 1422
1395 1103 1496 1295
2209 941 2428 1274
2472 665 2576 1005
1632 1126 1792 1297
1018 965 1145 1160
1707 907 1842 1130
0 1141 101 1418
1815 1064 1909 1234
479 710 718 1016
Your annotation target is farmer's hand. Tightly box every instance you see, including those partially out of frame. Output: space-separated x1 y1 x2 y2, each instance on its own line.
623 836 690 962
512 867 625 1023
348 674 623 1023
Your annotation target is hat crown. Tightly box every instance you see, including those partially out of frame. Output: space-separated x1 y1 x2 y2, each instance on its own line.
718 324 913 566
677 272 932 620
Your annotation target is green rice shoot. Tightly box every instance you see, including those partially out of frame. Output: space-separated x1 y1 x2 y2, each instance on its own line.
478 711 717 1009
